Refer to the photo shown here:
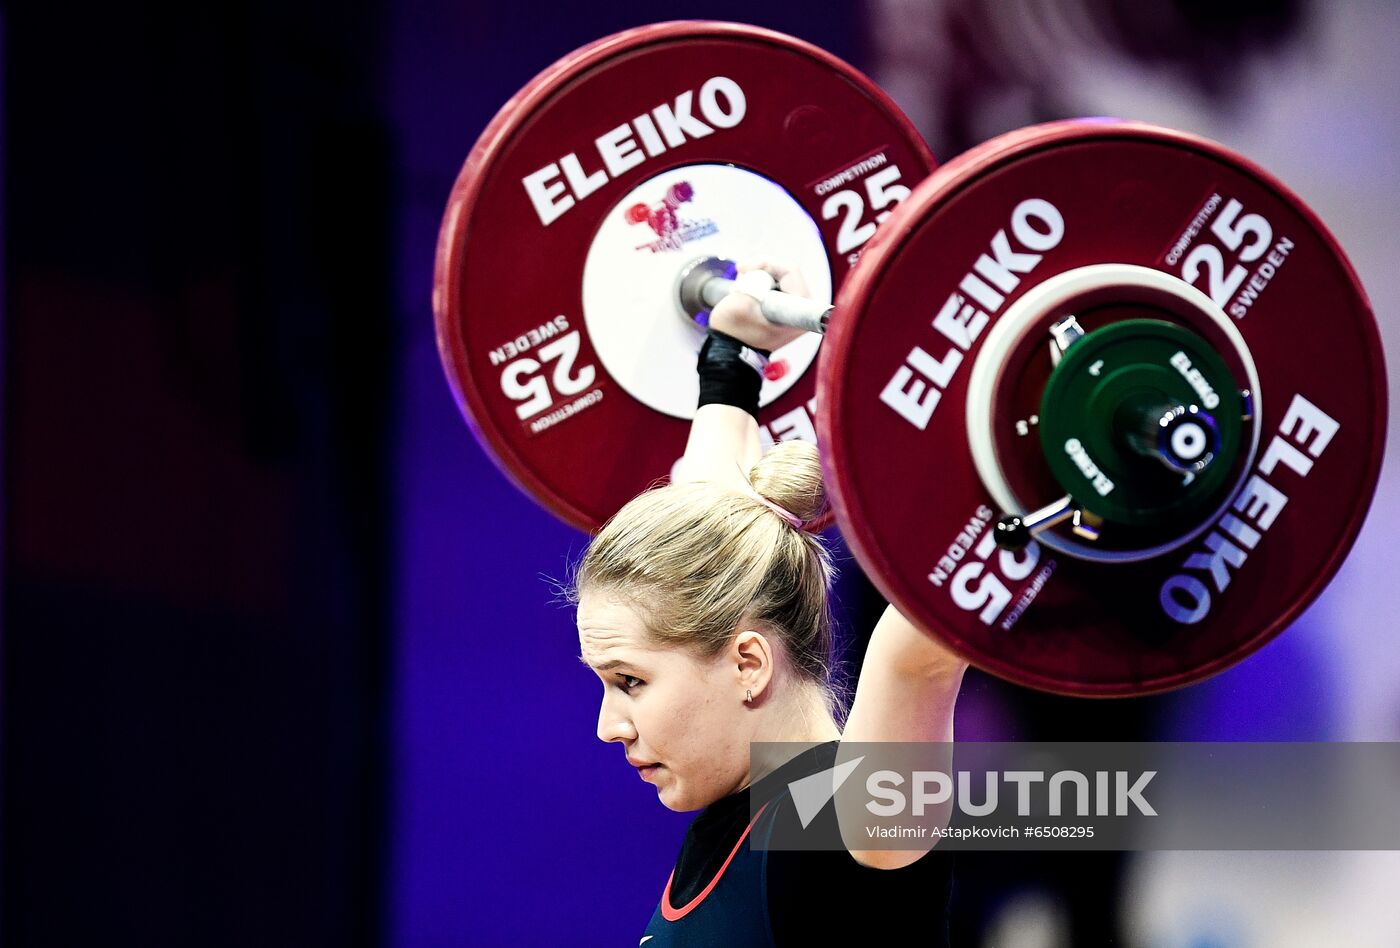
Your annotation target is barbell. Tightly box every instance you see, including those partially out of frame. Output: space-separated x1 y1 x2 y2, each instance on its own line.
433 20 1386 697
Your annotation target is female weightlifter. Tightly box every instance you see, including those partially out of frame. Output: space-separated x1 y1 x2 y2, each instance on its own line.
573 262 969 946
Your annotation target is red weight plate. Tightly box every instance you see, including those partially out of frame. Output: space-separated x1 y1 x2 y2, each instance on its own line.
821 120 1386 697
436 21 935 532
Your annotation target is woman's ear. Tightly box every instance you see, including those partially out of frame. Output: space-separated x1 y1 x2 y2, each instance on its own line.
731 625 775 699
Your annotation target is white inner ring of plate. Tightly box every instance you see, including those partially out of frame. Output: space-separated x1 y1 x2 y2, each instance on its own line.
581 164 830 420
964 264 1263 563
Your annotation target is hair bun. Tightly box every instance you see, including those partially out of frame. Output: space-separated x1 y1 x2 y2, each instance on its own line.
747 440 829 525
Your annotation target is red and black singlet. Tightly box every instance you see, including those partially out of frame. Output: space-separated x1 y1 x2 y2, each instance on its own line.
639 741 953 946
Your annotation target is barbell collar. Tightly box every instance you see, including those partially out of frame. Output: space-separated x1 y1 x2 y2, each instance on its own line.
1122 402 1221 474
995 494 1077 550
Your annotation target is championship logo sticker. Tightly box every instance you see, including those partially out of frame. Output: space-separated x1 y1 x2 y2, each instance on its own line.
626 181 718 253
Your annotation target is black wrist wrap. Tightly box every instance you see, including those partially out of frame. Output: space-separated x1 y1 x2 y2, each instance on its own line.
697 330 770 420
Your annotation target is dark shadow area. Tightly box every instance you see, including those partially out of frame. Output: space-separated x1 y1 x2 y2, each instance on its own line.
3 3 394 945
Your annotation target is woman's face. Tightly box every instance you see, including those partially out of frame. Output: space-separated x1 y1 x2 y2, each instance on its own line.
577 588 752 811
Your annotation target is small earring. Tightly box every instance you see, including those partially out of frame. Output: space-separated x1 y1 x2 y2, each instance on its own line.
746 689 752 703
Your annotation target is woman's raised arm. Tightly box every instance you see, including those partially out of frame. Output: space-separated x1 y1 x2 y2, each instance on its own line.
838 604 969 870
672 261 812 490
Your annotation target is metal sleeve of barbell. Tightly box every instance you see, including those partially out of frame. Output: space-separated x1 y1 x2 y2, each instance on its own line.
698 278 832 335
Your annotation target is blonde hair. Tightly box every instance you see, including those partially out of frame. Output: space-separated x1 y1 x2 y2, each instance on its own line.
570 440 848 726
